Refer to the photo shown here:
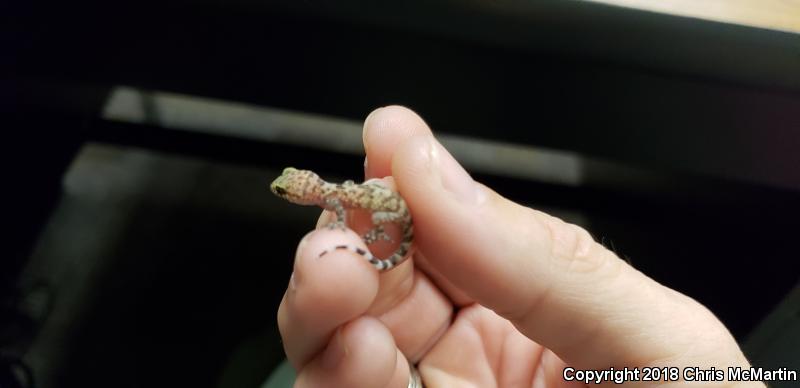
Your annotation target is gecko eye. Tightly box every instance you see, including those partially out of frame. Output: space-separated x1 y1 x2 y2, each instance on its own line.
274 186 287 196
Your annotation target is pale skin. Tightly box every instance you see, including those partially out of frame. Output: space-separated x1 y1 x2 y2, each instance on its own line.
277 106 763 387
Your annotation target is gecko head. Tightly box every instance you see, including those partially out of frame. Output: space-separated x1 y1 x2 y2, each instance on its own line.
270 167 321 205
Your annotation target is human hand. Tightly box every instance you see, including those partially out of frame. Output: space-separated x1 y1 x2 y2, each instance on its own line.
277 106 759 387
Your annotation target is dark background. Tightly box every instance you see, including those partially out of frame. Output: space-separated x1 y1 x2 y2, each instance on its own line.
2 0 799 387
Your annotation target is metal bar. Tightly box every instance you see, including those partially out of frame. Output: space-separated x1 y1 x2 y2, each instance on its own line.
8 0 800 191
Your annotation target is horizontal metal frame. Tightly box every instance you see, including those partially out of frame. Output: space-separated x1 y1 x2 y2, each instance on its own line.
5 0 800 191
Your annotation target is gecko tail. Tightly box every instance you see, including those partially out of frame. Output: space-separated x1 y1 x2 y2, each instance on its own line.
319 244 407 271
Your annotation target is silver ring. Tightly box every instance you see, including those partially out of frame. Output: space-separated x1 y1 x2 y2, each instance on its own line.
408 361 424 388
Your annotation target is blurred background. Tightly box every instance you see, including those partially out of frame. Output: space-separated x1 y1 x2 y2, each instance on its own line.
2 0 799 387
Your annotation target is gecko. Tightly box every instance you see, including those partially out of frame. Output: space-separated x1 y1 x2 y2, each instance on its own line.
269 167 413 271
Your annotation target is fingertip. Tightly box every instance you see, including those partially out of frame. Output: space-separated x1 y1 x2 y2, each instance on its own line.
394 133 487 208
392 134 440 197
339 316 397 369
296 317 398 388
293 229 380 314
363 105 433 179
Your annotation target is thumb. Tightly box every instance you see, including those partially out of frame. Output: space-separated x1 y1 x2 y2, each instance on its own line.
392 134 749 371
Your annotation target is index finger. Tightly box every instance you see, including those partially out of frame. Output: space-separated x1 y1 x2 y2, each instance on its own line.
392 133 752 372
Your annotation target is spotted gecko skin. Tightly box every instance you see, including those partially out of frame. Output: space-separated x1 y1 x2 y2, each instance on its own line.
270 167 413 271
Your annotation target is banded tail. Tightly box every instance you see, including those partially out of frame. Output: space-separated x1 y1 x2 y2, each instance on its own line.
319 223 414 271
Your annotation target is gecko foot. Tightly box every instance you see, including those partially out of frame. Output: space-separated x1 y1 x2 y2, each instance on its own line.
363 226 393 245
326 221 347 232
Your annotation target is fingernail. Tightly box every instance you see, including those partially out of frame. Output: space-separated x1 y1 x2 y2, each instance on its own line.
362 107 385 151
364 107 385 128
363 155 370 178
321 328 347 369
425 137 484 205
289 272 298 291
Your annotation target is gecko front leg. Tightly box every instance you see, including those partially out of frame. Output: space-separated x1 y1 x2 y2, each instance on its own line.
324 197 348 231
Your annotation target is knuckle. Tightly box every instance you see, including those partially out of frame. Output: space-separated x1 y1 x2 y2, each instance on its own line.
541 213 619 276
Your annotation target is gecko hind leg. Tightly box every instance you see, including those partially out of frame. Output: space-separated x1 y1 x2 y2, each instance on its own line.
363 225 393 245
